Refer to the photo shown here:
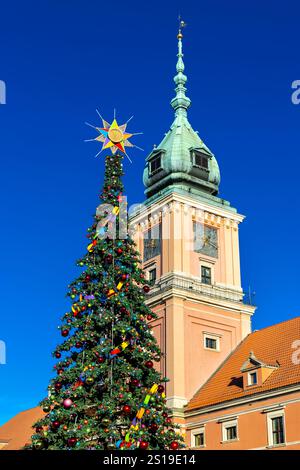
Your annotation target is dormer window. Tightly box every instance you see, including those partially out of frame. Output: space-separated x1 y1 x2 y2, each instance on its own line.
149 153 162 175
241 351 279 390
248 371 258 386
192 150 209 170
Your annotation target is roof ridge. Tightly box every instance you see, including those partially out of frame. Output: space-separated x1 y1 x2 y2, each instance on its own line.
251 315 300 335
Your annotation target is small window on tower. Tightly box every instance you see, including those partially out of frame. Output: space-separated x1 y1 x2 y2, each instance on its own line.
201 266 212 285
149 154 162 174
192 151 209 169
148 268 157 285
204 333 220 351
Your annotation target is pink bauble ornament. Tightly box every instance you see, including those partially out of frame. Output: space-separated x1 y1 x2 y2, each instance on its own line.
63 398 73 409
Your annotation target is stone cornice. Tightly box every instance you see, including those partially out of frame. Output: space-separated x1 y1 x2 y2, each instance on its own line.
129 191 245 230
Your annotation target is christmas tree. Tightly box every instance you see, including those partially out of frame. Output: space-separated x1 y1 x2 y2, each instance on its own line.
28 117 184 450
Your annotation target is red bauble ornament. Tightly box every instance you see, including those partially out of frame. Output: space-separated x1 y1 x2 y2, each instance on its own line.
158 385 164 393
123 405 131 414
131 379 139 387
147 314 153 321
35 426 43 433
97 356 105 364
139 441 149 450
57 369 64 375
150 423 158 432
170 441 179 450
121 274 127 281
145 360 154 369
55 352 61 359
143 285 150 293
75 342 82 349
116 248 123 255
166 417 172 424
162 412 168 418
67 437 77 447
55 382 62 390
52 421 60 429
61 329 69 337
119 306 127 314
85 275 91 282
105 254 113 264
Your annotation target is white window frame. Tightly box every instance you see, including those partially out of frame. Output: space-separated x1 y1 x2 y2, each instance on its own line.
248 371 258 386
199 259 215 285
203 333 220 352
191 426 205 448
222 419 238 443
267 410 286 447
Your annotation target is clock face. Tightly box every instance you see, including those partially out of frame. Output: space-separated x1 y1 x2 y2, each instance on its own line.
194 223 218 258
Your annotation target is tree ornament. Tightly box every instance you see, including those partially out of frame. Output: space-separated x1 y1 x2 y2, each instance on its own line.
67 437 77 447
105 254 113 264
145 360 154 369
139 441 149 450
170 441 179 450
63 398 73 409
42 405 51 413
33 439 47 450
158 385 164 393
143 285 150 293
86 377 95 385
61 329 69 337
102 418 110 426
52 421 60 430
150 423 158 432
55 351 61 359
122 405 131 414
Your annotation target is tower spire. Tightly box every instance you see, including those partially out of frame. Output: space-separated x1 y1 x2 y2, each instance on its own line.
171 19 191 117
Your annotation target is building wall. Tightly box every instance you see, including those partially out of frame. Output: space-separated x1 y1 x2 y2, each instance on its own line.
149 296 252 406
185 390 300 450
130 193 254 409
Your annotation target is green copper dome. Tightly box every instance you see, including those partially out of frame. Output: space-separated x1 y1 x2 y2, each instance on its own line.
143 29 220 199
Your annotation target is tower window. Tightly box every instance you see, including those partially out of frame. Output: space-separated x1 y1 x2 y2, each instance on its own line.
205 337 217 350
201 266 211 285
192 151 209 169
204 333 220 351
149 154 162 174
148 267 157 285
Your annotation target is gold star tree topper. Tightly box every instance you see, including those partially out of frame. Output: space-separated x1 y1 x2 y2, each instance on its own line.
86 111 142 161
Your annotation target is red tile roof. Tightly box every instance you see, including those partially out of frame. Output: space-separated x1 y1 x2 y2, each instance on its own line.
0 407 43 450
186 316 300 411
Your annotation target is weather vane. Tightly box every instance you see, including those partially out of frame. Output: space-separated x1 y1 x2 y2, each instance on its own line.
178 15 187 36
85 110 142 163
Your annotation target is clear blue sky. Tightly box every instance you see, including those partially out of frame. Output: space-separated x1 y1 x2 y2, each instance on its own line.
0 0 299 425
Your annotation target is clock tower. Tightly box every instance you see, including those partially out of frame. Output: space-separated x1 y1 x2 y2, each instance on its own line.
130 26 256 422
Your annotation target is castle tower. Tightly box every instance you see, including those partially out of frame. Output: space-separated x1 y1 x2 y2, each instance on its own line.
130 26 256 421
